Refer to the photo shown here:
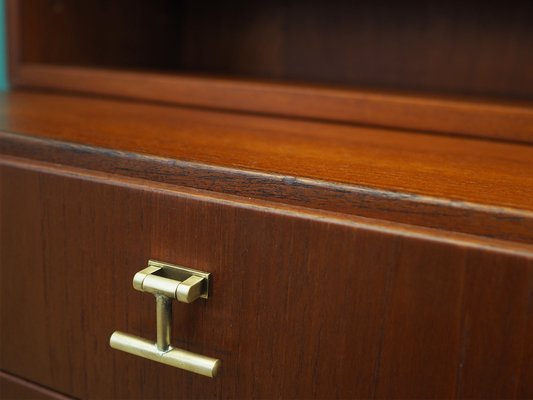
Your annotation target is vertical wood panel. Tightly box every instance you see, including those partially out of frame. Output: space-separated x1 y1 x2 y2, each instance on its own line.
456 252 533 398
375 238 466 397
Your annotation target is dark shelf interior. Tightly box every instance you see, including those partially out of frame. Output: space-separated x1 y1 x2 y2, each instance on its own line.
19 0 533 99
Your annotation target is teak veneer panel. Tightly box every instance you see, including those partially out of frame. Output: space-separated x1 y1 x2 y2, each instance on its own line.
1 159 533 399
10 65 533 144
16 0 533 100
7 1 533 143
0 371 73 400
1 91 533 244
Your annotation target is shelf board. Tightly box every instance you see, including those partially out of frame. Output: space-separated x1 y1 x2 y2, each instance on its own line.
11 64 533 144
1 90 533 243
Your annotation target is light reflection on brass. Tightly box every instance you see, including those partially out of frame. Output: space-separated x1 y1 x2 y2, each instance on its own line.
110 260 219 378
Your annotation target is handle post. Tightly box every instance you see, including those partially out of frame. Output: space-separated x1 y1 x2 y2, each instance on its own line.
156 295 172 352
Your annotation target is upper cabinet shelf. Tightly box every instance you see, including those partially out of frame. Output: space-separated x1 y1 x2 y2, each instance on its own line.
6 0 533 143
2 91 533 244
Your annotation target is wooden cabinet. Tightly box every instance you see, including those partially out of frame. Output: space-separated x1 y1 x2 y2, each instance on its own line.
1 1 533 399
1 157 533 399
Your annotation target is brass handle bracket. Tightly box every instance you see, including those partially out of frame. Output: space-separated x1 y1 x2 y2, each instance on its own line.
110 260 220 378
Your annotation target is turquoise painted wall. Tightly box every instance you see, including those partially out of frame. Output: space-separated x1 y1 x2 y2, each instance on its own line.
0 0 8 91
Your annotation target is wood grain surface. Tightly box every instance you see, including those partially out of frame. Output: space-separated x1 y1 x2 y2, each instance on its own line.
16 0 533 99
4 2 533 399
7 0 533 143
1 158 533 399
1 91 533 244
10 65 533 144
0 371 73 400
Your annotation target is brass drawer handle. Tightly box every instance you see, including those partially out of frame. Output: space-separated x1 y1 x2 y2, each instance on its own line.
110 260 220 378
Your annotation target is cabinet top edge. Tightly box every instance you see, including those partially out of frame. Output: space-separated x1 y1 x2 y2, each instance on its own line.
1 91 533 244
2 153 533 259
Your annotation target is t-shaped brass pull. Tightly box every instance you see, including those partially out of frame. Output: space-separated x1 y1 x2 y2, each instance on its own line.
110 260 220 378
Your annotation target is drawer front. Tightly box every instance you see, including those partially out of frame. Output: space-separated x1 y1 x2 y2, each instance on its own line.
1 160 533 399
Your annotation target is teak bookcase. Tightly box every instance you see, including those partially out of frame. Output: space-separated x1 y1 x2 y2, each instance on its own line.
1 1 533 399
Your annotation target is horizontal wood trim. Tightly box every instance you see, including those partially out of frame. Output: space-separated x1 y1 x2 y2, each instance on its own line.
11 64 533 144
2 154 533 257
2 135 533 245
0 155 533 255
3 153 532 256
1 91 533 244
0 371 73 400
1 91 532 212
